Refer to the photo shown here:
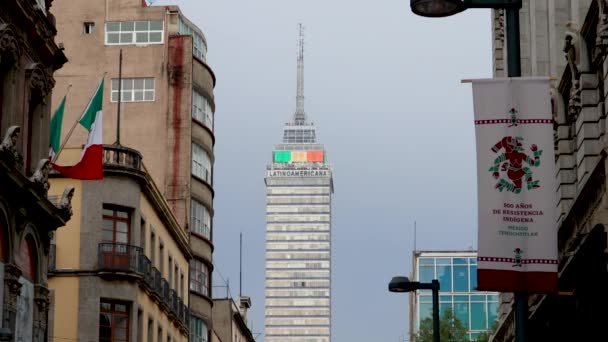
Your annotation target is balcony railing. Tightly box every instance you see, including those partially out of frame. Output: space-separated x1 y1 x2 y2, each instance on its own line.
138 254 153 284
152 267 162 295
161 278 171 305
170 289 179 314
103 144 143 170
98 243 142 272
96 243 187 327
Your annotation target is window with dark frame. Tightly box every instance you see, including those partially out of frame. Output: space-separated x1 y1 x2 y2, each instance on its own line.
99 300 129 342
147 317 154 342
189 259 209 296
84 22 95 34
102 208 130 244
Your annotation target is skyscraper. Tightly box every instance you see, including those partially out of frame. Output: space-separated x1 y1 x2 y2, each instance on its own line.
264 25 334 342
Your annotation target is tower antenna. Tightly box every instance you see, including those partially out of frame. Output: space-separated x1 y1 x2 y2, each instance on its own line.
294 23 306 125
414 221 417 252
239 232 243 297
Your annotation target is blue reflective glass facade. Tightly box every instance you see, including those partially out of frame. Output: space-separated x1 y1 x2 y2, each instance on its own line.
413 253 499 340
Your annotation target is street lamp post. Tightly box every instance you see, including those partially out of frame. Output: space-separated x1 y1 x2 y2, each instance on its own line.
389 276 441 342
409 1 525 342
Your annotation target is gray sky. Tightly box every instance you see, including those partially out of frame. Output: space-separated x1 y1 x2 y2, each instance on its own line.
156 0 492 340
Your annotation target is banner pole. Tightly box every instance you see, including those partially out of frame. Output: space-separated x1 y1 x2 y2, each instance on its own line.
506 4 527 342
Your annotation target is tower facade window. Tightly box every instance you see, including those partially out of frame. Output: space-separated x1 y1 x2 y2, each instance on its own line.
192 143 212 183
190 199 211 239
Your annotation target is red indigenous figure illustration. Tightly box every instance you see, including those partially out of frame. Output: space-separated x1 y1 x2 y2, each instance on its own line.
488 136 542 193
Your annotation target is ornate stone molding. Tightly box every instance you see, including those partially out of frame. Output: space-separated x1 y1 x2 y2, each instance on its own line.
33 284 50 342
0 23 21 68
564 22 588 119
3 263 22 310
29 159 51 196
25 63 53 101
0 126 24 170
594 0 608 61
58 186 74 218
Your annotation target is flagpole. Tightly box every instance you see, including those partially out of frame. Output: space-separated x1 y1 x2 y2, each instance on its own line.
52 73 106 163
115 49 122 146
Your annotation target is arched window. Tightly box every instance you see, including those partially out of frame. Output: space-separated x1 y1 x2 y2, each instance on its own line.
16 236 36 281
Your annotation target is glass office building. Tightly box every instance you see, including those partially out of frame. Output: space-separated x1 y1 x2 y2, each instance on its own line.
410 251 499 341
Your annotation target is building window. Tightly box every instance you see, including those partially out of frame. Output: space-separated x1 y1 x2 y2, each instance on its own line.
147 318 154 342
140 218 146 252
180 273 184 298
84 22 96 34
99 300 129 342
178 18 207 61
150 230 156 266
16 236 36 281
189 259 209 296
111 78 155 102
168 256 173 288
189 316 209 342
192 91 213 130
102 208 130 244
190 199 211 239
192 143 212 183
105 21 163 45
159 241 164 275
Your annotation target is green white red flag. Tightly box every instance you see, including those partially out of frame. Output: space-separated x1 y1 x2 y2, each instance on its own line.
52 78 104 180
48 95 66 160
471 77 557 293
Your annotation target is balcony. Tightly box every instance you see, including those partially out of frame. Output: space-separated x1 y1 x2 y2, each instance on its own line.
98 243 142 273
96 243 187 328
102 144 146 180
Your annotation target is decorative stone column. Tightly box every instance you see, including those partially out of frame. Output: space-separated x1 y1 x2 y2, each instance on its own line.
33 285 49 342
2 264 22 338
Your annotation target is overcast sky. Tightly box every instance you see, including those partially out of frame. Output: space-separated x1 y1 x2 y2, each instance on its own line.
155 0 492 340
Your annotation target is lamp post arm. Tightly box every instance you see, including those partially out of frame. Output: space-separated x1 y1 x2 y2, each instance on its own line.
463 0 522 9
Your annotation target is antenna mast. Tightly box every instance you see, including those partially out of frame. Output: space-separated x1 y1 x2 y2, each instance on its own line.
239 232 243 297
295 23 305 125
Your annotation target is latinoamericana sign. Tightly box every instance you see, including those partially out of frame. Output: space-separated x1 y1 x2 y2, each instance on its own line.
470 77 557 293
266 169 330 177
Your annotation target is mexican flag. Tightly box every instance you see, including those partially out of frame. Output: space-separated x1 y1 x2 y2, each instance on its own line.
52 79 104 180
48 95 66 160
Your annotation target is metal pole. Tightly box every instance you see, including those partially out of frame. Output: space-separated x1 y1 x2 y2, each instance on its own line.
116 49 123 145
506 4 526 342
506 7 521 78
432 279 440 342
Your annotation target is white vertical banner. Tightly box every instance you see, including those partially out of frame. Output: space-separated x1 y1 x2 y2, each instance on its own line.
471 77 558 293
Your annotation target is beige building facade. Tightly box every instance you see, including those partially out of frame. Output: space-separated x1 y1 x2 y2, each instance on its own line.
212 298 254 342
490 1 608 341
0 0 72 341
49 145 190 341
50 0 217 340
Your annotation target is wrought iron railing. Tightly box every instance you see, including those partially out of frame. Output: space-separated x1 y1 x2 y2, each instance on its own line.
170 289 179 314
98 243 142 272
161 278 170 304
96 242 186 326
152 267 162 295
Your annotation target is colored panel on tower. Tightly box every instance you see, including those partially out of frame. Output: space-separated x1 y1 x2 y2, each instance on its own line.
307 151 324 162
291 151 307 162
274 151 291 163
